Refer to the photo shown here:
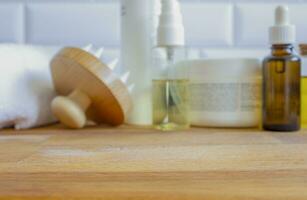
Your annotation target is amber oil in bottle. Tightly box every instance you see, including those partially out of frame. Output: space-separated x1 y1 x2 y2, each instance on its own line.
263 44 301 131
152 47 189 131
153 79 189 131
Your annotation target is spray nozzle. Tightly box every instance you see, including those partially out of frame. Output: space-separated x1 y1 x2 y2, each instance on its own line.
157 0 185 47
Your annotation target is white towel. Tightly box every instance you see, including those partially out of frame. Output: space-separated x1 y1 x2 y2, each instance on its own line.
0 44 59 129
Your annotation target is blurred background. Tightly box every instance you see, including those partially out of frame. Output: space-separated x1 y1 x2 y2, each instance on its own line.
1 0 307 61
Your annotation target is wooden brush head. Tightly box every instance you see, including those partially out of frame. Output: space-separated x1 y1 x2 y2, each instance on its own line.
50 47 133 129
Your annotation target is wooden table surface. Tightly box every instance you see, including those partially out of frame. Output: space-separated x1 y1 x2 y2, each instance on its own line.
1 125 307 200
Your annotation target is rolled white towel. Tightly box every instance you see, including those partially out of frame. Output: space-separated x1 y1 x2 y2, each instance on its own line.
0 44 59 129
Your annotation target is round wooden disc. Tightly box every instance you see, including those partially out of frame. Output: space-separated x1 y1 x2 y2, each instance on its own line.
51 47 132 126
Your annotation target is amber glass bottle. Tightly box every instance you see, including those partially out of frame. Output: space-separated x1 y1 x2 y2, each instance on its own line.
263 5 301 132
263 44 301 131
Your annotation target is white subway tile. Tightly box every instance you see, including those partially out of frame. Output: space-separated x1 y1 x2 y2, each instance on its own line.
181 2 233 47
289 4 307 44
0 4 23 43
236 3 277 47
26 2 119 46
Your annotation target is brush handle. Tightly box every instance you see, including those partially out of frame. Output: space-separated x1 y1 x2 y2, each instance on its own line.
51 90 92 129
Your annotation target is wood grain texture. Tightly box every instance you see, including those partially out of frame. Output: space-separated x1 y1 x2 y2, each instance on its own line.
0 125 307 199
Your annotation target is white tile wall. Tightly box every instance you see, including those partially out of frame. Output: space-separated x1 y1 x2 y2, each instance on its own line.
1 0 307 54
289 4 307 44
0 4 24 43
27 2 120 46
181 2 233 47
235 3 277 47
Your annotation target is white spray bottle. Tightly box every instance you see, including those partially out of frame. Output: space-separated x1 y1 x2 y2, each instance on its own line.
152 0 189 131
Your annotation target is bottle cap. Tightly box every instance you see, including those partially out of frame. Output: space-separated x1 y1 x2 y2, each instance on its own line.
157 0 185 47
269 5 296 44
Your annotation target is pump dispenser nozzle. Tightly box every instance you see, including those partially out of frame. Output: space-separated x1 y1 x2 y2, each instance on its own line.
157 0 185 47
269 5 295 44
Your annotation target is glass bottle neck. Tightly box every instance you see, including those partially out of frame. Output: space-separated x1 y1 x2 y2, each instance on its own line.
271 44 294 56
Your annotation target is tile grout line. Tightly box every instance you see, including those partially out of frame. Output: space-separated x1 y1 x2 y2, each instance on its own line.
21 2 27 44
231 3 236 47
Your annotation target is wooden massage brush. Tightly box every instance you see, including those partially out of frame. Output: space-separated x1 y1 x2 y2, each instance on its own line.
50 46 133 129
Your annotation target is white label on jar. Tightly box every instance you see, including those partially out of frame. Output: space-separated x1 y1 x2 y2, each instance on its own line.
190 81 261 112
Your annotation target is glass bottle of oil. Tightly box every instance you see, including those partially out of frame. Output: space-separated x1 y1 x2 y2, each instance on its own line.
263 5 301 131
299 44 307 128
152 48 189 131
152 0 189 131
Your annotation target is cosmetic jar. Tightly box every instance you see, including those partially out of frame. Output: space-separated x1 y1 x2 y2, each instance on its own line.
179 59 262 128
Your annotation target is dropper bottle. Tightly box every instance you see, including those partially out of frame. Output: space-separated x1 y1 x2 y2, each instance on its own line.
262 5 301 131
152 0 189 131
